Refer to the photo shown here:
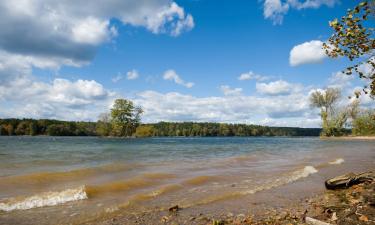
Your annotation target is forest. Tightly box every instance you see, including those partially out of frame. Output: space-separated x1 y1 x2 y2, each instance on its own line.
0 118 322 137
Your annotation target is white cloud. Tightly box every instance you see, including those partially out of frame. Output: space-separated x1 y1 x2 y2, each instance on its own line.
263 0 339 24
0 76 116 121
288 0 338 9
256 80 302 95
133 90 316 127
289 40 327 66
0 51 116 121
0 1 195 121
127 69 139 80
0 0 194 68
112 73 124 83
72 17 115 45
328 71 354 89
163 69 194 88
263 0 290 25
220 85 243 96
112 69 140 83
238 71 270 81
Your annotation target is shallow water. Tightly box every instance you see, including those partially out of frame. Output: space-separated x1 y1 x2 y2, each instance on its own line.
0 136 374 224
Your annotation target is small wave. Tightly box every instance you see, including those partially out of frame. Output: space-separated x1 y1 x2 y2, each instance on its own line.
0 186 87 212
0 163 132 186
86 178 155 197
131 184 183 202
142 173 176 179
187 166 318 207
243 166 318 194
329 158 345 165
183 176 218 185
85 173 173 197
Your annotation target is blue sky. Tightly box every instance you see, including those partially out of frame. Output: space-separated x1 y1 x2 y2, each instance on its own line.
0 0 372 127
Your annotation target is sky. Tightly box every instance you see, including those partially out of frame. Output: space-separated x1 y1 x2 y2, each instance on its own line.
0 0 373 127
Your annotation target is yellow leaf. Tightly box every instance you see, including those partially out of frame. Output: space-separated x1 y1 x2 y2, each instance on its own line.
359 215 369 222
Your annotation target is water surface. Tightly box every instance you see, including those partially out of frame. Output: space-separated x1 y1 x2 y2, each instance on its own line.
0 136 373 224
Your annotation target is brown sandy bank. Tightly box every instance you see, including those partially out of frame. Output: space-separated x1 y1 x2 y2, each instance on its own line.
320 136 375 140
82 171 374 225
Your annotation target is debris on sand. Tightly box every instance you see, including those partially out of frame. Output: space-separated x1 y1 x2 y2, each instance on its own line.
325 171 374 190
168 205 180 212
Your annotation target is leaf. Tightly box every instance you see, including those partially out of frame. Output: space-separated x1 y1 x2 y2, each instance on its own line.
359 215 369 222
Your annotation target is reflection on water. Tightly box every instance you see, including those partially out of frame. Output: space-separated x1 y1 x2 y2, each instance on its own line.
0 136 374 224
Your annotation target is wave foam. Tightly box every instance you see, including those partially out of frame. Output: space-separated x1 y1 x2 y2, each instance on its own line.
243 166 318 195
0 186 87 212
329 158 345 165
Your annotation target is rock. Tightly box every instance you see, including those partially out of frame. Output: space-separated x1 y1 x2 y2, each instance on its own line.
331 212 337 221
168 205 180 212
236 214 245 219
161 216 169 223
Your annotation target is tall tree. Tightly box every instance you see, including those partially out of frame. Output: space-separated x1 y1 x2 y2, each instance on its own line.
110 99 143 137
323 1 375 97
310 88 342 136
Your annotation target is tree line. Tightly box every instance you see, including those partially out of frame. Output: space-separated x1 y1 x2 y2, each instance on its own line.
0 118 322 137
0 98 322 138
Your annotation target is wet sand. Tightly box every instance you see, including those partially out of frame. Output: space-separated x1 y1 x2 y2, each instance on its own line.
82 153 375 225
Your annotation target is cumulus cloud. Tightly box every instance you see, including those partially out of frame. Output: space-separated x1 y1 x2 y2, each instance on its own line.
0 51 116 120
163 69 194 88
289 40 327 66
256 80 302 96
263 0 339 24
238 71 270 81
0 1 195 121
0 0 194 68
220 85 243 96
132 90 316 127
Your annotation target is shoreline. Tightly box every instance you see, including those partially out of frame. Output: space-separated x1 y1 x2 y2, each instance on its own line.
320 136 375 140
87 173 375 225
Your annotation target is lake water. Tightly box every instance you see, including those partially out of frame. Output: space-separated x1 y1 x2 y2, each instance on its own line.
0 136 374 224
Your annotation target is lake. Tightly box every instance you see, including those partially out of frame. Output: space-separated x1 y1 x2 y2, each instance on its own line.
0 136 374 224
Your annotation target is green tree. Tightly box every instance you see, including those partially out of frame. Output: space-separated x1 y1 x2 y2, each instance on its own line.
96 113 112 136
310 88 344 136
15 121 30 135
0 125 5 135
323 1 375 97
352 109 375 135
29 122 37 136
5 124 14 136
110 99 143 137
135 125 154 137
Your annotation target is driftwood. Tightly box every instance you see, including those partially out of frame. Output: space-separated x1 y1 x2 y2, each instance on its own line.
305 217 332 225
325 171 374 190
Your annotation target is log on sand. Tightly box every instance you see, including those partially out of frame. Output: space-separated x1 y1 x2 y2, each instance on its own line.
325 171 374 190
